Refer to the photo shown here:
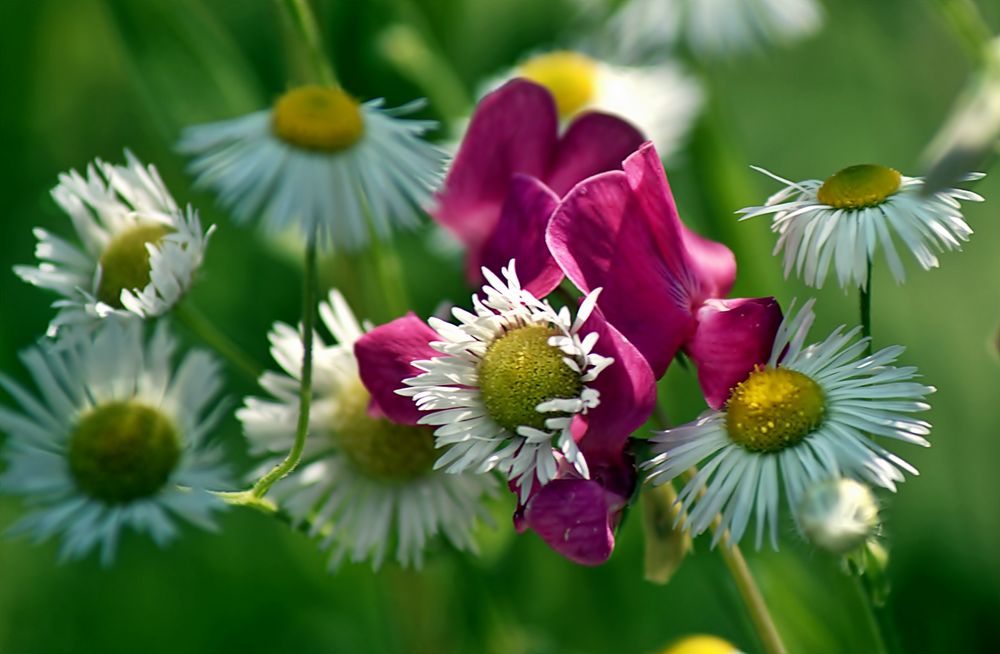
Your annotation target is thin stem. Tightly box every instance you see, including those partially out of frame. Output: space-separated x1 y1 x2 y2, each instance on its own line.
681 468 788 654
853 576 891 654
278 0 337 85
368 235 410 319
251 238 319 498
174 301 263 381
860 259 873 356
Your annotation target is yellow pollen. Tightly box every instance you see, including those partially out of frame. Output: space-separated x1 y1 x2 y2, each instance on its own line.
477 324 583 433
816 164 902 210
519 51 598 118
271 86 364 152
330 378 436 481
97 223 172 308
725 367 825 453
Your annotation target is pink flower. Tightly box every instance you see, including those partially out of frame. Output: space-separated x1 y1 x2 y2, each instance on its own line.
432 79 645 296
354 289 655 566
547 142 783 408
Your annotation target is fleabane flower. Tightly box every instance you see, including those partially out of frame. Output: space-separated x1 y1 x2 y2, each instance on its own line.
548 141 783 407
797 478 880 555
179 85 446 251
0 320 230 564
362 261 655 564
434 78 644 293
15 151 212 335
738 164 986 289
237 290 496 570
643 300 933 549
483 51 701 158
604 0 822 60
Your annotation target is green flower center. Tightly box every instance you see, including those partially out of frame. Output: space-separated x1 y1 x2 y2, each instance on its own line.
271 86 365 152
519 51 598 118
68 401 181 503
477 324 583 433
331 379 437 481
816 164 902 210
725 367 825 453
97 223 172 308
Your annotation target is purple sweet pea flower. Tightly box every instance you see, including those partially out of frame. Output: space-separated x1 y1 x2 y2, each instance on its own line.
547 142 783 408
433 78 645 296
354 281 655 566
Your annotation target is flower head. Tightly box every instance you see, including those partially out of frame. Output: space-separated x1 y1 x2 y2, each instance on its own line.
434 79 644 293
0 320 230 564
15 151 212 335
485 51 702 157
370 261 655 564
798 478 880 555
658 635 745 654
238 290 495 570
548 141 783 406
179 85 446 251
643 300 933 548
738 165 985 289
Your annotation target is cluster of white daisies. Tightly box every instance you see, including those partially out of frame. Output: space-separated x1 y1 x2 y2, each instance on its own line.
0 0 987 580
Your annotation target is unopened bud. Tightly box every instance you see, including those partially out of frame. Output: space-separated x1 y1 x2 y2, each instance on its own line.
798 478 879 554
642 483 691 585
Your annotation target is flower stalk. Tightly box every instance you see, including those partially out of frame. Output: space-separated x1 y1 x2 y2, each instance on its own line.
175 301 263 381
278 0 337 85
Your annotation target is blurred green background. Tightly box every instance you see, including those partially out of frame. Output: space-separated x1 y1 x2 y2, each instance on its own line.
1 0 999 652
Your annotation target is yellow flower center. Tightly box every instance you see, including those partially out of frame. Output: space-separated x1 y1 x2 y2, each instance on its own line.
97 223 172 308
816 164 902 210
330 378 437 481
519 51 598 118
271 86 365 152
68 401 181 503
659 635 740 654
477 324 583 433
725 367 825 453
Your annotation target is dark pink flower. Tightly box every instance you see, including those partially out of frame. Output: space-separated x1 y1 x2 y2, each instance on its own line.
432 79 645 296
547 142 782 408
354 274 655 565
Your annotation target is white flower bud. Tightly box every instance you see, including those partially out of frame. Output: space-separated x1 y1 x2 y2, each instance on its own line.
798 478 879 554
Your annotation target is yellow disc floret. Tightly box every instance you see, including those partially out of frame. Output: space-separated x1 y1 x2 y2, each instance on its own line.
330 378 437 481
519 51 598 118
97 223 172 308
271 85 365 152
477 324 583 433
816 164 902 210
659 635 741 654
725 367 825 453
68 401 181 503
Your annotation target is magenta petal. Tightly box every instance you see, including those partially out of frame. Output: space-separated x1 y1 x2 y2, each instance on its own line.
354 314 439 426
547 171 695 377
547 112 645 196
523 479 615 565
480 175 563 297
431 80 558 272
686 297 783 410
578 307 656 461
623 143 736 301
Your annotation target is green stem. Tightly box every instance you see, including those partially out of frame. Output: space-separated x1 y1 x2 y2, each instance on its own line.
860 259 873 357
853 576 892 654
277 0 337 85
931 0 993 61
174 301 263 381
368 235 410 319
251 238 319 498
377 23 470 121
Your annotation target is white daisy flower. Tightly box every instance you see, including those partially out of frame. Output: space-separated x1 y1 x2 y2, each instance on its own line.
14 151 213 335
643 299 933 549
797 477 880 555
399 262 613 501
237 290 495 570
178 85 447 251
0 320 230 565
483 50 702 158
738 165 986 289
604 0 823 60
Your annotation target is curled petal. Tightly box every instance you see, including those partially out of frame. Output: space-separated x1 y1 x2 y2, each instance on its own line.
354 314 439 425
686 297 783 409
522 478 616 565
547 112 645 196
